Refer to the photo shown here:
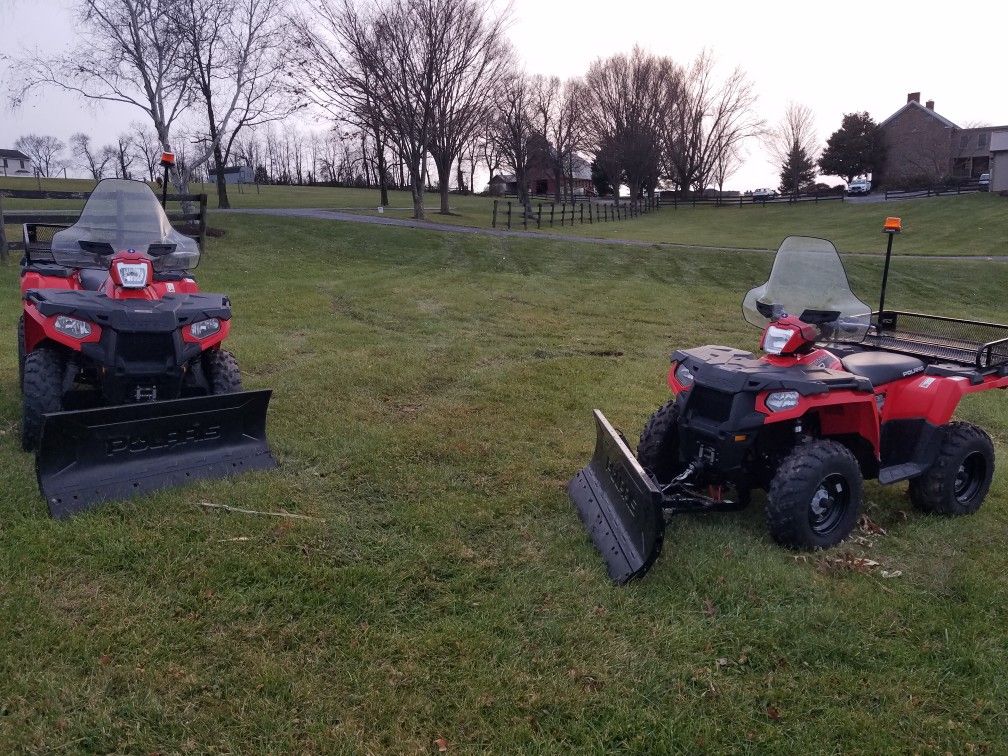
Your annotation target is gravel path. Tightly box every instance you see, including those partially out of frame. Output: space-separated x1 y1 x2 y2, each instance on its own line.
219 207 1008 262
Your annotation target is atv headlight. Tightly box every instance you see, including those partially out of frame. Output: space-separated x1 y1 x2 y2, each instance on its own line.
115 261 149 289
54 315 92 339
674 363 695 387
765 390 800 412
188 318 221 339
763 325 796 355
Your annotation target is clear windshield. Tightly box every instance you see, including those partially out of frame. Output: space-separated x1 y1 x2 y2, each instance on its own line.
51 179 200 272
742 236 871 342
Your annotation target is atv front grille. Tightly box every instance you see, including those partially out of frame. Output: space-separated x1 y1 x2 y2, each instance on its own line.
686 386 735 423
116 332 176 363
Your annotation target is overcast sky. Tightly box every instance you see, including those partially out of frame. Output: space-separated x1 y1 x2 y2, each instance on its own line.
2 0 1007 190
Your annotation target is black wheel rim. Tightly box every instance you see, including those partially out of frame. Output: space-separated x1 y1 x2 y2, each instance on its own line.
953 451 986 504
808 473 851 536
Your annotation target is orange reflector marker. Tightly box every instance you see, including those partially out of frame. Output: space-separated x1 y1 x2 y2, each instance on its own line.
160 151 176 167
734 434 747 442
883 216 902 233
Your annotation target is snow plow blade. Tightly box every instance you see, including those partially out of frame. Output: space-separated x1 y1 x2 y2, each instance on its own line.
567 409 665 584
36 390 276 519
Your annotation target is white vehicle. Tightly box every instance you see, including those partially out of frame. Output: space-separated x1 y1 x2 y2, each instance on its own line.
752 187 777 199
847 178 871 195
979 173 990 191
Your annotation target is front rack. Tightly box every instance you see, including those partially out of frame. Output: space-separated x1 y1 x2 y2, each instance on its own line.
862 311 1008 370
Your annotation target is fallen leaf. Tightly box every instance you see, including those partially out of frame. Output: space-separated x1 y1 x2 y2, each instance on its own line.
716 657 729 668
880 570 903 579
858 514 887 536
702 598 717 619
766 704 781 721
434 736 448 752
99 654 111 666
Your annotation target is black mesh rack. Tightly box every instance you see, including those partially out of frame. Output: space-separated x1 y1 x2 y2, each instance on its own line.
862 311 1008 370
22 223 69 263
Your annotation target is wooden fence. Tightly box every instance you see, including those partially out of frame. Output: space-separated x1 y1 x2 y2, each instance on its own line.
491 195 661 229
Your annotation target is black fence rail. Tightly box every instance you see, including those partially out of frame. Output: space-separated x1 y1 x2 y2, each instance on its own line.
0 188 208 262
883 180 984 201
659 191 845 208
491 195 660 230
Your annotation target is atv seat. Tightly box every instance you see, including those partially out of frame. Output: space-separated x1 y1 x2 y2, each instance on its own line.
840 351 924 386
78 269 109 291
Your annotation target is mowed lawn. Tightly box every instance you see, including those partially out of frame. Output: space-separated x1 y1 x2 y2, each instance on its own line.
4 175 1008 257
1 214 1008 751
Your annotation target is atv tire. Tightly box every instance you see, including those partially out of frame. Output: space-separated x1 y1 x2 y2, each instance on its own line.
766 440 862 550
17 315 26 391
908 422 993 516
206 349 242 394
637 399 682 483
21 346 65 451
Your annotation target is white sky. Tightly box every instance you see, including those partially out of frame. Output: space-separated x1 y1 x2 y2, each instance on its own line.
2 0 1008 190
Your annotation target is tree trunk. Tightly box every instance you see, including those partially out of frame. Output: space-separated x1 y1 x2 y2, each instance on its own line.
553 163 562 203
409 158 426 220
433 154 452 214
456 162 465 193
212 139 230 209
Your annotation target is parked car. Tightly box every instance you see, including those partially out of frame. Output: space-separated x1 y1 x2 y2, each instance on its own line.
846 177 871 195
752 187 777 200
979 173 990 191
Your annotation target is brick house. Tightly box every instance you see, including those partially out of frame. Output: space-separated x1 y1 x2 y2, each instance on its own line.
875 93 1006 187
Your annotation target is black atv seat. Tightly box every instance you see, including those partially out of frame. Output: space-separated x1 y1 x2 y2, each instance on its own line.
78 269 109 291
840 351 925 386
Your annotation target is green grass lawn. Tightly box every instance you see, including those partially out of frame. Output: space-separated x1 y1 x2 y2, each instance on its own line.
2 214 1008 751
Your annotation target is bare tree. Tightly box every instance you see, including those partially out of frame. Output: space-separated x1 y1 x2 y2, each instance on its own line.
175 0 293 208
131 122 163 181
490 72 534 209
70 133 115 180
584 47 676 200
766 102 819 195
293 0 445 219
13 0 192 188
426 0 510 214
666 51 763 194
531 75 585 202
115 134 137 179
13 134 64 177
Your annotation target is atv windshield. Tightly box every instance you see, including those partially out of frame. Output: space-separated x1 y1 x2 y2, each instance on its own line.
742 236 871 342
51 179 200 272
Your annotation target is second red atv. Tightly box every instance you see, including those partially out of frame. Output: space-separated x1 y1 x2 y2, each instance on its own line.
18 178 275 518
569 220 1008 583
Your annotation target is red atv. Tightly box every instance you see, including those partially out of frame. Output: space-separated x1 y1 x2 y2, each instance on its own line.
18 178 274 518
570 220 1008 583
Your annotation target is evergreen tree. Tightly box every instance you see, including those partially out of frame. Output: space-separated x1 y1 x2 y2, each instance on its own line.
779 144 816 195
818 112 885 184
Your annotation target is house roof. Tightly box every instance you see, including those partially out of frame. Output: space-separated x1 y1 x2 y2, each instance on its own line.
879 100 958 130
0 149 30 160
490 173 516 183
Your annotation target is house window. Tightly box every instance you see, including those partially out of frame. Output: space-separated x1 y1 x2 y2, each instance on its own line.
960 134 969 150
19 160 25 169
979 132 989 148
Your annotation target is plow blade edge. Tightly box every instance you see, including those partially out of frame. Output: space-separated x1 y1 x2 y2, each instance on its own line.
37 390 277 519
568 409 665 584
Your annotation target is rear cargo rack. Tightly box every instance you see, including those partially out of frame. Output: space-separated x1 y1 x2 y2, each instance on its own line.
861 311 1008 370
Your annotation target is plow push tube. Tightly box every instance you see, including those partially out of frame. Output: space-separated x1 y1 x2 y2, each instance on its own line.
568 410 665 584
36 390 277 519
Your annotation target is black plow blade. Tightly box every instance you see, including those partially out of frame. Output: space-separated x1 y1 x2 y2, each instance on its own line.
568 409 665 584
36 390 277 519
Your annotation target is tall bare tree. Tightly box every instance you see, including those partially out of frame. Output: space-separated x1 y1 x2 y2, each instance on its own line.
767 102 819 195
490 72 535 209
531 75 585 202
426 0 510 214
293 0 444 219
666 51 763 194
174 0 292 207
131 122 163 181
584 47 676 200
70 133 115 180
13 134 64 177
13 0 192 188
